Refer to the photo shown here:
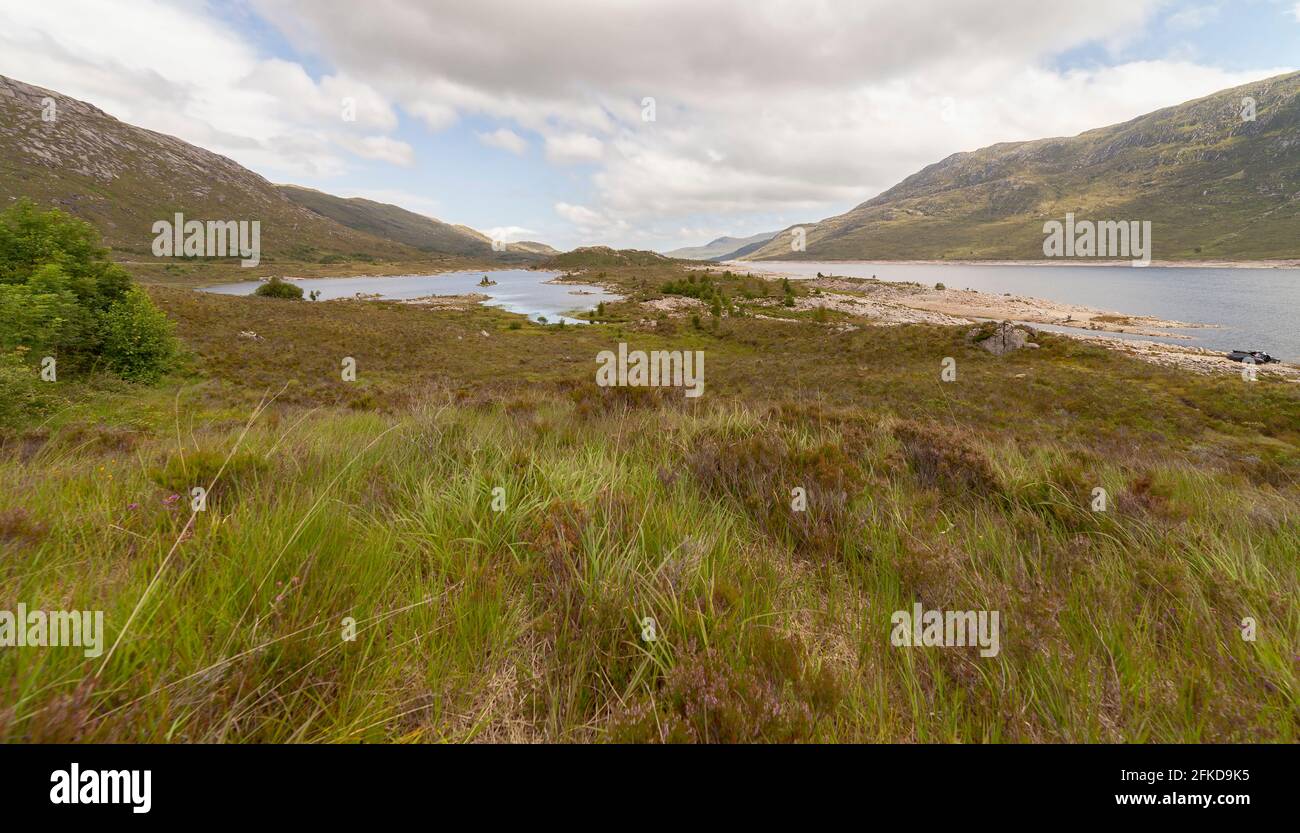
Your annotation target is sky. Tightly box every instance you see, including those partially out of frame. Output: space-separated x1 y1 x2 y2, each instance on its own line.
0 0 1297 252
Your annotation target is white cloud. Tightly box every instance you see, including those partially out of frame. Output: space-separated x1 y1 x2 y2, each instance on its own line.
0 0 413 179
477 127 528 155
544 133 603 165
338 135 415 166
553 201 631 245
1168 4 1220 29
243 59 398 130
246 0 1291 246
3 0 1294 249
1292 2 1300 22
554 202 604 227
485 225 538 242
406 98 459 131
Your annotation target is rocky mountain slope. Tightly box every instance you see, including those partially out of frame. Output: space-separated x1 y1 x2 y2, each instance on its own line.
0 74 557 266
0 74 426 264
277 185 555 263
746 72 1300 261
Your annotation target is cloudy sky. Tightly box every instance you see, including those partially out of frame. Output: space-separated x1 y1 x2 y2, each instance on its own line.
1 0 1297 251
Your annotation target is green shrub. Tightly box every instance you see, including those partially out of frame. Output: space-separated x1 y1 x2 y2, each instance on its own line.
0 199 130 312
100 287 177 383
0 200 177 388
253 278 304 299
0 263 89 357
0 347 55 427
662 274 718 299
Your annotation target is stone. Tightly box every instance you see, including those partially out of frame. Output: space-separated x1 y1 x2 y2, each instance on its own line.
969 321 1037 356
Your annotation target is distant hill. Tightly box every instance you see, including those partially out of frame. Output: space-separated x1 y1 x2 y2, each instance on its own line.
745 71 1300 262
503 240 560 258
0 74 418 264
277 185 555 263
664 230 778 260
545 246 671 269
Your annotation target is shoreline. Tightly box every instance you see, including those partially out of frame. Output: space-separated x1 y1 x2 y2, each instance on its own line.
730 258 1300 270
692 268 1300 379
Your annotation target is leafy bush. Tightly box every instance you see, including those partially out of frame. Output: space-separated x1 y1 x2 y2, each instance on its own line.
661 274 716 299
0 347 56 426
253 278 304 299
100 287 178 382
0 199 130 311
0 200 177 387
0 263 88 356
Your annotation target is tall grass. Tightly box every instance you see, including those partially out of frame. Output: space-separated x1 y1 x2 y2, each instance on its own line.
1 269 1297 742
2 379 1295 742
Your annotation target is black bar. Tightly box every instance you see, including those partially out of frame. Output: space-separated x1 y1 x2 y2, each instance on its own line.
0 744 1283 819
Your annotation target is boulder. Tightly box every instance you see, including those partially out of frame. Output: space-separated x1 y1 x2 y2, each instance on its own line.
968 321 1037 356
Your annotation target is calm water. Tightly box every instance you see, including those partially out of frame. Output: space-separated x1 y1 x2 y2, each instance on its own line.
201 270 619 324
739 261 1300 361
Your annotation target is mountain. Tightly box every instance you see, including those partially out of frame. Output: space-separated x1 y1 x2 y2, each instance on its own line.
0 74 428 263
745 72 1300 262
545 246 670 269
664 230 778 261
277 185 555 262
0 74 554 266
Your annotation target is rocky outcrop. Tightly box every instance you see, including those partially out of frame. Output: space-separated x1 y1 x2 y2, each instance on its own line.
968 321 1039 356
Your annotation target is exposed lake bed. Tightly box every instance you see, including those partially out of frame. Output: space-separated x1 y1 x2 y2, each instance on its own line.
734 260 1300 371
200 262 1299 379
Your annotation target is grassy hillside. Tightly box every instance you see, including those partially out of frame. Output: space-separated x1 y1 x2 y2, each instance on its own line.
277 185 556 263
0 75 425 266
545 246 673 269
748 72 1300 261
2 258 1296 742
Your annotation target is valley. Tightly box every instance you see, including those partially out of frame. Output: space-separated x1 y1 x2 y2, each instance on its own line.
1 51 1297 748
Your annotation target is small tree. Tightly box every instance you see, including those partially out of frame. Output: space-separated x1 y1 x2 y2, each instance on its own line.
0 200 177 387
253 277 304 299
100 287 177 383
0 198 130 312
